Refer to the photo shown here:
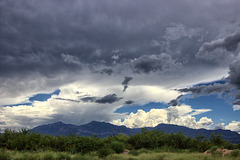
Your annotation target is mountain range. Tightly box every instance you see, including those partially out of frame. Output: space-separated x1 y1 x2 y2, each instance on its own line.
32 121 240 144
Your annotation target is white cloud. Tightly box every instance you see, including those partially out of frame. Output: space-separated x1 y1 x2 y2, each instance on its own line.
233 105 240 111
111 104 213 129
191 109 213 116
225 121 240 134
0 80 182 130
214 123 225 130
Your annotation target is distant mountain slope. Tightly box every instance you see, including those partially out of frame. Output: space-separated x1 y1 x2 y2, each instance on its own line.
31 121 240 144
152 123 240 144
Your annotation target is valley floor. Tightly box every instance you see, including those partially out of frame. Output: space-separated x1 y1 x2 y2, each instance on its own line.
1 149 240 160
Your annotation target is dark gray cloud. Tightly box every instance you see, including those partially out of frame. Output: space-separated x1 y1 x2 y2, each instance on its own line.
177 83 232 95
54 98 80 103
233 99 240 105
198 33 240 53
100 68 114 75
124 100 134 105
2 0 240 81
55 94 122 104
1 0 240 130
80 97 97 103
122 77 133 92
196 33 240 65
96 94 122 104
228 57 240 89
168 95 183 106
131 53 182 74
177 55 240 106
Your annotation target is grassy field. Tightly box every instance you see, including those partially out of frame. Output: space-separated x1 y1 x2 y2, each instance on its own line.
1 148 240 160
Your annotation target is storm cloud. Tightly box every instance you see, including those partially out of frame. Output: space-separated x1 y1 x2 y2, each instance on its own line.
228 56 240 89
198 33 240 53
124 100 134 105
196 33 240 65
131 53 182 74
95 94 122 104
168 95 183 106
122 77 133 92
177 83 232 95
55 94 122 104
1 0 240 132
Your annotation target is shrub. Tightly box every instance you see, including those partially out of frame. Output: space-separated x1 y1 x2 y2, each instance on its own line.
127 158 138 160
129 150 139 156
209 146 222 157
138 148 151 155
0 150 10 160
56 153 71 160
110 141 125 154
72 154 89 160
210 146 218 153
43 153 55 160
231 149 240 158
23 153 40 160
157 155 166 160
97 147 115 158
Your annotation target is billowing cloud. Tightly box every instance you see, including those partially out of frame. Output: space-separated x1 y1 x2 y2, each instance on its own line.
225 121 240 134
228 55 240 89
214 123 225 130
1 0 240 133
168 95 183 106
196 33 240 65
198 33 240 53
122 77 133 92
130 53 182 74
177 83 231 95
0 81 181 130
112 105 213 129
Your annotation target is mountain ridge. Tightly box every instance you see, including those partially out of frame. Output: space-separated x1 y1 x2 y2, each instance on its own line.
32 121 240 144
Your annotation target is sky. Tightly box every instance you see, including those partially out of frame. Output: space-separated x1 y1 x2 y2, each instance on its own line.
0 0 240 133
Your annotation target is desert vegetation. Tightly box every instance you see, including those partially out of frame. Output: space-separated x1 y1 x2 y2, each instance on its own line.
0 128 240 160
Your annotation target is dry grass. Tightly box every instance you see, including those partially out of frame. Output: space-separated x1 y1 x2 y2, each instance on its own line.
0 148 239 160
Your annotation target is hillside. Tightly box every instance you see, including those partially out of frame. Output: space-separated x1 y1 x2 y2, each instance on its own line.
32 121 240 144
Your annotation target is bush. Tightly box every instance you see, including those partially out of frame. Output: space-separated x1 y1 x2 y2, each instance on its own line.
110 141 125 154
129 150 139 156
138 148 151 154
72 154 89 160
0 150 10 160
23 153 40 160
210 146 218 153
157 155 166 160
97 147 115 158
56 153 71 160
127 158 138 160
231 149 240 158
43 153 55 160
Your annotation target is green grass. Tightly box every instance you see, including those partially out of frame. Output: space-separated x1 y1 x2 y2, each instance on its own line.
0 148 239 160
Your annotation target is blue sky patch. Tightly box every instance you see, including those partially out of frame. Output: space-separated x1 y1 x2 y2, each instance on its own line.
29 89 60 102
115 102 168 114
3 89 60 107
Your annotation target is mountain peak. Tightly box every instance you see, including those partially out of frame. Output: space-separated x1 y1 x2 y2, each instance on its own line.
54 121 65 125
31 121 240 143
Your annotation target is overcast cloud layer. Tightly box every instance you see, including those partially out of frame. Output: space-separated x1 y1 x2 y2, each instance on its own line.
0 0 240 133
